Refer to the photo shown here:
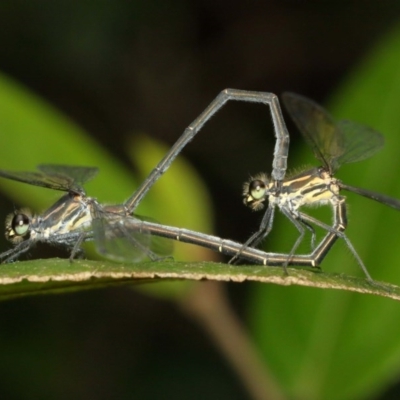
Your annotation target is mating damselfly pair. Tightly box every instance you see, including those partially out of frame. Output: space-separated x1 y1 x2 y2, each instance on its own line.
0 89 399 283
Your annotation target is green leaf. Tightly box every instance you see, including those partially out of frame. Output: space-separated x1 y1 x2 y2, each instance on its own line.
249 24 400 400
0 259 399 302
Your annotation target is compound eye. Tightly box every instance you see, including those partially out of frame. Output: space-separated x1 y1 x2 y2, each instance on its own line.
12 213 30 236
249 180 266 200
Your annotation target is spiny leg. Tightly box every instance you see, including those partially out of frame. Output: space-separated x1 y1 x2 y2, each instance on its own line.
229 203 276 264
279 208 311 274
0 240 32 263
69 232 88 262
298 202 375 282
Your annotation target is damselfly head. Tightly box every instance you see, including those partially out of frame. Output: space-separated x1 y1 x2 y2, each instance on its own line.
243 173 269 211
5 208 32 243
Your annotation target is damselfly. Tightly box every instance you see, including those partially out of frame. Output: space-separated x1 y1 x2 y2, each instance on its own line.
242 92 400 281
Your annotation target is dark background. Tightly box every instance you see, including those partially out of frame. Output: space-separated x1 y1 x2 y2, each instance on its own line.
0 1 399 399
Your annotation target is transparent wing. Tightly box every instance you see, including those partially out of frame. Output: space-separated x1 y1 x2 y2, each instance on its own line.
37 165 98 186
0 169 75 192
282 92 384 173
92 217 150 263
0 164 98 193
334 121 384 167
133 215 174 256
92 212 173 263
282 92 343 171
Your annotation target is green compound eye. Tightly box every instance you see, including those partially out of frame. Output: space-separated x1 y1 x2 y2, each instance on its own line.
12 214 30 236
249 180 266 200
